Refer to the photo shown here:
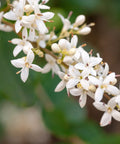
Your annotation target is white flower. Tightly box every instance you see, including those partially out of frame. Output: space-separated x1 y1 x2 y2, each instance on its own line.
28 2 54 34
11 50 42 82
70 88 94 108
11 38 33 57
75 50 102 77
42 54 60 75
89 73 120 102
66 65 89 90
53 35 78 65
27 0 50 12
93 97 120 127
4 0 25 33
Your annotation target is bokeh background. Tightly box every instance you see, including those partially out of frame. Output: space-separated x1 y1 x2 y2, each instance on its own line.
0 0 120 143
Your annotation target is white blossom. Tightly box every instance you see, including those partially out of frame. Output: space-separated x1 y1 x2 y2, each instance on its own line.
11 38 33 57
11 50 42 82
89 73 120 102
66 65 89 90
93 97 120 127
75 50 102 77
4 0 26 33
42 54 60 75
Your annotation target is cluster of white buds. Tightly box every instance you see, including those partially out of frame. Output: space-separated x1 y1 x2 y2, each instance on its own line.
1 0 120 127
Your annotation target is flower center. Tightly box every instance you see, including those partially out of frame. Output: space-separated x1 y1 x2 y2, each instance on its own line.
25 62 30 68
77 83 82 89
107 107 112 113
100 84 107 89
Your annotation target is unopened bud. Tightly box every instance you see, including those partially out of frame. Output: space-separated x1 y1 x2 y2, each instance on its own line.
24 4 33 13
51 43 61 53
78 27 91 35
63 56 73 64
89 85 96 92
74 15 86 27
58 39 70 50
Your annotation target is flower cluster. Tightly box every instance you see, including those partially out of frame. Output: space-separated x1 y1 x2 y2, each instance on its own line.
1 0 120 127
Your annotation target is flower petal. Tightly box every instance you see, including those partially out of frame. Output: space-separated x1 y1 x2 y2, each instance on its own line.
93 102 106 111
42 63 51 73
71 35 78 48
36 19 48 34
81 50 89 64
79 92 87 108
21 67 29 82
103 73 116 84
90 57 102 67
41 12 54 20
26 50 34 64
58 71 65 79
45 54 56 63
75 63 85 70
108 97 116 108
13 45 23 57
80 79 89 90
88 76 101 85
95 87 104 102
11 38 21 44
70 88 82 96
100 112 112 127
15 20 22 33
30 64 42 72
106 85 120 96
112 110 120 121
55 80 66 92
3 10 17 21
39 5 50 10
52 64 60 75
66 79 79 89
68 65 81 77
11 58 25 68
103 63 109 77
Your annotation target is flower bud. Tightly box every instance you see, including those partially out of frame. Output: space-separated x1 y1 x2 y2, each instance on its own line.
74 15 86 27
78 27 91 35
58 39 70 50
51 43 60 53
89 85 96 92
63 56 73 64
24 4 33 13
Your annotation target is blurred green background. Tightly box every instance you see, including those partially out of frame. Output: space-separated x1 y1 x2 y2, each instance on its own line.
0 0 120 143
